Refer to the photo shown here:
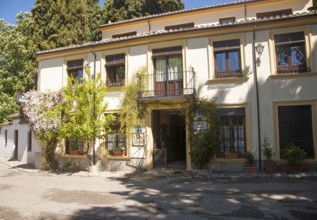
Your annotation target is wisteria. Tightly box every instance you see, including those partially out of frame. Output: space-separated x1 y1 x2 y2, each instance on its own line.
23 90 63 135
23 90 63 170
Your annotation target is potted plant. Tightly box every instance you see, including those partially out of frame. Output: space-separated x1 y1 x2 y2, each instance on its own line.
68 141 78 155
112 146 125 157
244 151 257 173
279 143 307 173
262 136 276 174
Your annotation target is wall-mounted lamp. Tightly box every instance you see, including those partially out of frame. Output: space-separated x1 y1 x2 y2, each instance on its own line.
255 43 264 67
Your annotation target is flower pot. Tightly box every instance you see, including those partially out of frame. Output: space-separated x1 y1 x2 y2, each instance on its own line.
244 166 257 173
264 161 277 174
113 151 125 157
68 150 78 155
225 152 238 159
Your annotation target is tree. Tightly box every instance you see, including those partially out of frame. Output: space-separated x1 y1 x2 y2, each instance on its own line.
59 72 107 164
23 91 63 170
102 0 184 23
32 0 102 51
0 14 37 123
189 99 221 169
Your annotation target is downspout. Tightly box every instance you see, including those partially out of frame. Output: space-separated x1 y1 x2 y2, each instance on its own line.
252 25 262 170
147 18 151 32
91 48 97 165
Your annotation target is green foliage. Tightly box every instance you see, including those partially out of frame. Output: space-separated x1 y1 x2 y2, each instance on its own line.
59 71 107 157
262 135 273 161
119 67 147 137
282 143 307 166
0 14 37 123
32 0 102 51
314 0 317 7
102 0 184 23
23 91 63 170
188 98 221 169
245 151 255 166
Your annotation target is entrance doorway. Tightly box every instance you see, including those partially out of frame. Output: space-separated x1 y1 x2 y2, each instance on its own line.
14 130 18 160
152 110 186 167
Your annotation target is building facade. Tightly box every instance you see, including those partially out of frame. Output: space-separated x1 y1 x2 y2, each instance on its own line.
2 0 316 172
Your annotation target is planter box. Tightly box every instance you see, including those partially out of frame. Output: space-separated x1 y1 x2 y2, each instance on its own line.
68 150 78 155
264 161 277 174
113 151 125 157
244 166 257 173
224 152 238 159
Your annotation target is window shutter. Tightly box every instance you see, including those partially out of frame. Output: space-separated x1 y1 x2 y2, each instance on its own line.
152 46 182 58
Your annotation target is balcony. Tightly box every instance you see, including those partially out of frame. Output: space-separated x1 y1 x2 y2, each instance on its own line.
137 68 196 99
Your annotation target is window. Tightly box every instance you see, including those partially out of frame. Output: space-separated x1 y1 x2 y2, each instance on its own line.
165 23 194 31
218 108 246 156
27 131 32 152
65 139 84 155
67 59 84 83
105 114 126 157
152 46 183 96
278 105 314 158
105 54 125 87
4 130 7 146
274 32 309 74
112 31 137 38
213 39 242 78
257 9 292 19
219 17 235 25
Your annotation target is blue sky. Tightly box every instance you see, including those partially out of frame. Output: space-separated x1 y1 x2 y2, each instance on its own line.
0 0 235 25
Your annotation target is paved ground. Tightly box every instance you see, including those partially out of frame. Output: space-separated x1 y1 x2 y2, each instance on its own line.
0 158 317 219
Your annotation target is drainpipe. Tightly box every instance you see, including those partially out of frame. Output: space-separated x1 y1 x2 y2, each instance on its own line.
91 48 97 165
252 25 262 171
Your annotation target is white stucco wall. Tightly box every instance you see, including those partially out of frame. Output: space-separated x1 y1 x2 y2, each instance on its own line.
38 57 64 92
0 119 37 165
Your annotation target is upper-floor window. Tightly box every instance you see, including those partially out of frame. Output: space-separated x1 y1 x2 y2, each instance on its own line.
152 46 183 96
112 31 137 39
213 39 242 78
67 59 84 83
257 9 292 19
219 17 235 25
105 54 125 87
274 32 309 74
165 23 194 31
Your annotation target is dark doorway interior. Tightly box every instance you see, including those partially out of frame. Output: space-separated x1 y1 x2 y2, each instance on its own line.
14 130 18 160
152 110 186 167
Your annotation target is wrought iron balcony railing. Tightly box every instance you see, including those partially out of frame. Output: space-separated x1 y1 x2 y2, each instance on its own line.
137 68 196 99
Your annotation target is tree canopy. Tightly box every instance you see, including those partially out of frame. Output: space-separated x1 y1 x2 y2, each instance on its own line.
102 0 184 23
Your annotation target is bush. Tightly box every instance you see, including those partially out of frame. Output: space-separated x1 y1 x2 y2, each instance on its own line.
262 135 273 161
282 143 306 166
245 151 255 166
189 98 221 169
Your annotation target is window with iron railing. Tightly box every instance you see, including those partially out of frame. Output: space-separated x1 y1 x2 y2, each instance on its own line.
213 39 242 78
105 54 125 87
274 32 309 74
218 108 246 157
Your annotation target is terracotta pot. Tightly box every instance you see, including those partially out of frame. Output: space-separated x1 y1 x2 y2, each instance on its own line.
113 151 125 157
68 150 78 155
244 166 257 173
224 152 238 159
264 161 277 174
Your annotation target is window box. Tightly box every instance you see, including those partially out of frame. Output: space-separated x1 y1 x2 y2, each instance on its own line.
224 152 238 159
68 150 79 155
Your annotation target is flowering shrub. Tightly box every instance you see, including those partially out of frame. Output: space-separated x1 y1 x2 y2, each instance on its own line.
23 90 63 170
